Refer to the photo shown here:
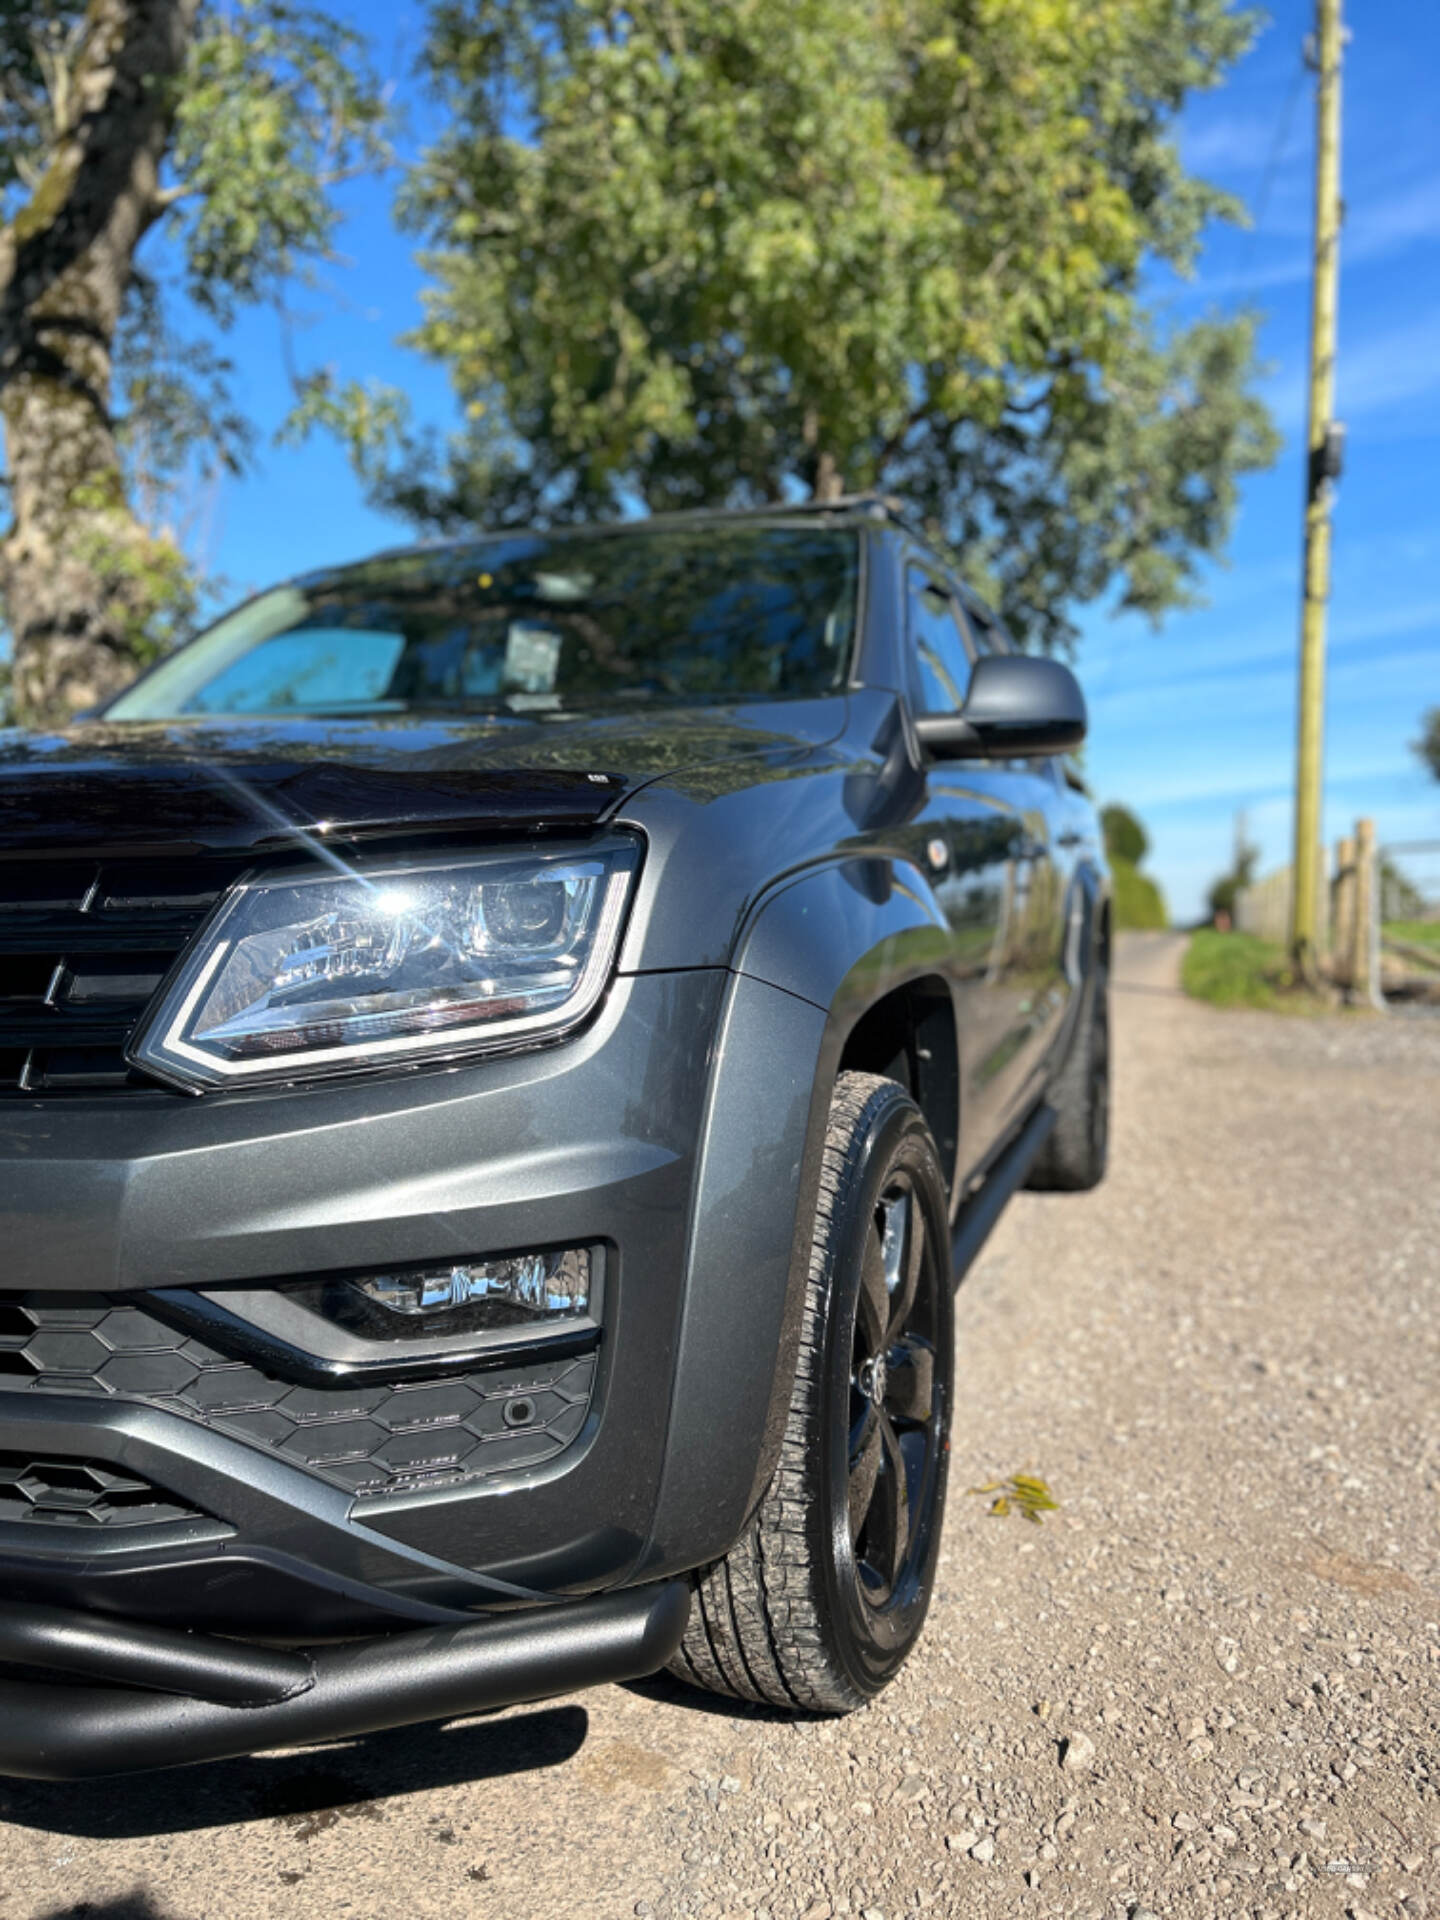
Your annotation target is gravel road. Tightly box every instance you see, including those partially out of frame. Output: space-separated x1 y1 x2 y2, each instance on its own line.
1 932 1436 1920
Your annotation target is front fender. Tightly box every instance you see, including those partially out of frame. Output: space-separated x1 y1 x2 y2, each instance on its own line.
634 857 955 1578
735 852 953 1020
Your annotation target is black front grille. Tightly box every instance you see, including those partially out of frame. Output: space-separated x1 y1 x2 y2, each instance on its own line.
0 1450 201 1528
0 857 240 1093
0 1294 596 1498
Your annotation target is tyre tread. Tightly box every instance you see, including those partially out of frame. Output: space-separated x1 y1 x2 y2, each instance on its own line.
668 1072 928 1714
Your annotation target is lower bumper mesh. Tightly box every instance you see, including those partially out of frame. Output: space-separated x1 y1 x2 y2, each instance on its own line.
0 1293 596 1499
0 1450 200 1528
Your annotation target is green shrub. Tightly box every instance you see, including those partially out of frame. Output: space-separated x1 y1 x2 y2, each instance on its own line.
1101 804 1149 867
1111 856 1167 930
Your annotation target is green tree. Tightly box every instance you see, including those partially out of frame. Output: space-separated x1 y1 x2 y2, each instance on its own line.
1416 706 1440 782
1206 827 1258 924
0 0 386 725
1101 803 1150 867
1101 800 1166 928
307 0 1278 653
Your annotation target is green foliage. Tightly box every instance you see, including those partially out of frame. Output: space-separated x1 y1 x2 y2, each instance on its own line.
1416 706 1440 782
113 272 254 531
1101 801 1165 927
1206 827 1259 923
171 0 390 322
1181 929 1331 1014
1101 803 1149 866
1111 857 1167 930
323 0 1278 651
0 3 80 207
0 0 390 715
69 517 202 668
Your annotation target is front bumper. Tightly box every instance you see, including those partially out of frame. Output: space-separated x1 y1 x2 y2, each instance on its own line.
0 1580 689 1780
0 965 828 1640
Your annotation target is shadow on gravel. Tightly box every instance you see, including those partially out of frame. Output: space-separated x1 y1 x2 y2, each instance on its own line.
624 1669 821 1723
0 1702 589 1840
31 1896 175 1920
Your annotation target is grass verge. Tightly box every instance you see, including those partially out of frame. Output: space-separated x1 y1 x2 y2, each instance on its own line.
1181 929 1335 1014
1383 919 1440 952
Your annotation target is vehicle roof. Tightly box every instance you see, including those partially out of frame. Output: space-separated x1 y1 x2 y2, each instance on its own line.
300 494 922 575
295 494 1004 631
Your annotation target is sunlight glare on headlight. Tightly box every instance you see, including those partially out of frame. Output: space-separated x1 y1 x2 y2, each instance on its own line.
130 841 638 1091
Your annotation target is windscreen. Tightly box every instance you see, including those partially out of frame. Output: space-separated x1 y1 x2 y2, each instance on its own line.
108 523 860 719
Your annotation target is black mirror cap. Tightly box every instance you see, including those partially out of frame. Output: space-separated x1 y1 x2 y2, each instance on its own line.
914 654 1087 761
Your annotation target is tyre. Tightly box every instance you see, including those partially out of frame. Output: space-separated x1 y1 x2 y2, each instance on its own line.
1026 956 1110 1192
669 1072 953 1713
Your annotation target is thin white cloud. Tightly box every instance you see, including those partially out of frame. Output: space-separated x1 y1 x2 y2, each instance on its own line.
1181 114 1298 179
1349 175 1440 261
1264 307 1440 431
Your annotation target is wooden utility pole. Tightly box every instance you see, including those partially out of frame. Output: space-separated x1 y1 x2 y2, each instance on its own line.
1290 0 1346 981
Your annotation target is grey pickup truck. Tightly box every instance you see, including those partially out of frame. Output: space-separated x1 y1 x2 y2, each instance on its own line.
0 497 1109 1777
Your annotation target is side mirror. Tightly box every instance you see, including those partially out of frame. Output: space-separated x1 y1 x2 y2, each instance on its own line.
913 653 1087 761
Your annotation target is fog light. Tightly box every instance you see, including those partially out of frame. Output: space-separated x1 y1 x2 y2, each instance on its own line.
289 1248 594 1345
354 1251 590 1320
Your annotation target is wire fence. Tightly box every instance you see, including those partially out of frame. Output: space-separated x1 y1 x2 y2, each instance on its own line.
1378 840 1440 1008
1232 819 1440 1010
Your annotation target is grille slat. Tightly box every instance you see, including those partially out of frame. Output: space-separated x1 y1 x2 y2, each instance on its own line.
0 856 236 1095
0 1012 149 1048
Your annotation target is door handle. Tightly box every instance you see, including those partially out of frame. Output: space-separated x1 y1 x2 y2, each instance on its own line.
1057 830 1085 849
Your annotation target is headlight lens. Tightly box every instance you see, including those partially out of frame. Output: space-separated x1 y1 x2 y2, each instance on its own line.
131 841 638 1091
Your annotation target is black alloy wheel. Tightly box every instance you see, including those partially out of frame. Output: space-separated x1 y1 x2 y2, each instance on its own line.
843 1172 948 1637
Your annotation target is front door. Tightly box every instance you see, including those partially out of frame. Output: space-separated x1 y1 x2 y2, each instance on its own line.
901 564 1026 1181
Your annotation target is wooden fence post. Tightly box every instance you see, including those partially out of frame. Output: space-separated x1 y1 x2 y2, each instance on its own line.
1353 817 1377 1005
1333 834 1356 987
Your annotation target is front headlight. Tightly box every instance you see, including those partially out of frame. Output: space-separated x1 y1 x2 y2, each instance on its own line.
130 839 639 1091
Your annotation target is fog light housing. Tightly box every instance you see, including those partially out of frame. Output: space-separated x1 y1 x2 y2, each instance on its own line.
291 1248 594 1345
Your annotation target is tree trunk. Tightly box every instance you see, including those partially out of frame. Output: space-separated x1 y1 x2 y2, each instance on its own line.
0 0 198 726
801 406 845 503
811 450 844 502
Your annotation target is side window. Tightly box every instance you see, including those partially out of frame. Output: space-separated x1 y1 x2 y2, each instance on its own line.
962 601 1011 656
905 568 972 714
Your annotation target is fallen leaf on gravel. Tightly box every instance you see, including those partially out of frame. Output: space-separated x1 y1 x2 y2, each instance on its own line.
966 1472 1059 1523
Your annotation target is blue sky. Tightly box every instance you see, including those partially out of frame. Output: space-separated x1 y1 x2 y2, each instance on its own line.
176 0 1440 922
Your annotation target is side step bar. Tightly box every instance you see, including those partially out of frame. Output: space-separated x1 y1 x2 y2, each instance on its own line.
950 1102 1055 1286
0 1580 689 1781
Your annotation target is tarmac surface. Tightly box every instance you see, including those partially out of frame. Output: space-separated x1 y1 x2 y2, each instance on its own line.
0 932 1436 1920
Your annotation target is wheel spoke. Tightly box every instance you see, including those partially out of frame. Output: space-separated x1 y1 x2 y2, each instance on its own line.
847 1417 883 1541
848 1395 879 1470
857 1227 889 1357
884 1333 935 1422
879 1192 908 1295
864 1412 910 1591
884 1190 925 1344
